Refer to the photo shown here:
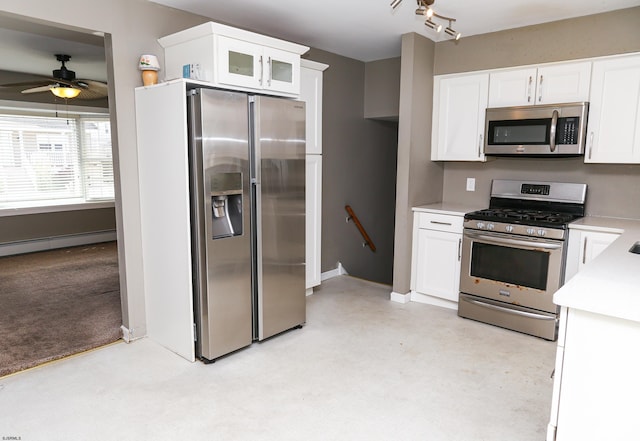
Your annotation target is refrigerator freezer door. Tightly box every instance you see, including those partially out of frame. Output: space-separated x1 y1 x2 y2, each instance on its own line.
190 88 253 360
253 96 306 340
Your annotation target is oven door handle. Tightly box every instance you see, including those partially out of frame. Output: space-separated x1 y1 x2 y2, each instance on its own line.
463 297 556 321
464 231 562 250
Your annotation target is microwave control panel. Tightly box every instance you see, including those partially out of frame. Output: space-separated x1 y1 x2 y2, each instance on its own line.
557 117 580 145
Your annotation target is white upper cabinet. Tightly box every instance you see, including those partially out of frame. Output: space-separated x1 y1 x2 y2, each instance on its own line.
432 72 489 161
159 22 308 98
300 59 328 154
488 67 537 107
488 61 591 107
216 36 263 90
217 37 300 95
585 54 640 163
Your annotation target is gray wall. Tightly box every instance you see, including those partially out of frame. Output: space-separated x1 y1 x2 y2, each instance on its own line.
393 33 443 295
305 48 398 285
364 57 401 120
432 7 640 219
434 7 640 75
0 208 116 243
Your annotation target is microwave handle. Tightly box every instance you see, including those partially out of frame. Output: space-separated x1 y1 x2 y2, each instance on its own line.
549 109 558 152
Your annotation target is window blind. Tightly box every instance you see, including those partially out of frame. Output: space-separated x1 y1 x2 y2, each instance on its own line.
0 112 113 206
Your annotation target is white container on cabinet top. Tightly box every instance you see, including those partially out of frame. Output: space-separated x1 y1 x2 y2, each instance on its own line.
158 22 309 97
488 61 591 107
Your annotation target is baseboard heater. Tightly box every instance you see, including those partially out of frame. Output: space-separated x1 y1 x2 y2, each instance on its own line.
0 230 117 257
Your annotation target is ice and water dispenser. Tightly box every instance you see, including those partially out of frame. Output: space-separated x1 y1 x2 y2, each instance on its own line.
210 172 243 239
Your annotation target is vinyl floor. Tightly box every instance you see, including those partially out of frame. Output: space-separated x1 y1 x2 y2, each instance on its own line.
0 275 555 441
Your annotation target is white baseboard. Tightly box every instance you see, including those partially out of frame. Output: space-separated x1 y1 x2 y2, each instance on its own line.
0 230 117 257
121 325 146 343
321 261 349 281
390 291 411 303
410 291 458 310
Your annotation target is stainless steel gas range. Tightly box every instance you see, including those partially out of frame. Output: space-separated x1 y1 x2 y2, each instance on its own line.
458 179 587 340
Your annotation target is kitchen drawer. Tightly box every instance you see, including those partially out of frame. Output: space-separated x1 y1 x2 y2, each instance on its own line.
416 212 464 233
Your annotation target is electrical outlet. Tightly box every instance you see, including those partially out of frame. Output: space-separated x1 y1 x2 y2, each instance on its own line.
466 178 476 192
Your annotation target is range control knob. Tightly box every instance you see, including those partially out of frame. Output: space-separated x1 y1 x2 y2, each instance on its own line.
537 229 546 236
476 222 485 229
526 228 536 235
487 223 495 231
505 225 514 233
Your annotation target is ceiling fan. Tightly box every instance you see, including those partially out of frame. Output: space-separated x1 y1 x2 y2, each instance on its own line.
8 54 108 100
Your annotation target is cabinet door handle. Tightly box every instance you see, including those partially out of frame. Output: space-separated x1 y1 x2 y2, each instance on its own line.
527 76 532 103
430 221 452 226
478 134 483 157
588 132 594 160
458 238 462 261
538 75 543 102
259 55 263 85
582 237 588 264
267 56 272 86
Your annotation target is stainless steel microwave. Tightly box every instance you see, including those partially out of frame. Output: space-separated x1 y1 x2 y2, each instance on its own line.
484 102 589 156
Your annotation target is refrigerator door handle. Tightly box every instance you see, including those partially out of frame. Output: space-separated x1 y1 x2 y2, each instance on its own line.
254 180 264 338
251 97 261 186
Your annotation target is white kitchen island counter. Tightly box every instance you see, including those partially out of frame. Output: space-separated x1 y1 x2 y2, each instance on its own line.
548 216 640 441
554 216 640 322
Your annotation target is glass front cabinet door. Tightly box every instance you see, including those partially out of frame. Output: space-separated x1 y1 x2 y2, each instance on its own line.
217 35 299 95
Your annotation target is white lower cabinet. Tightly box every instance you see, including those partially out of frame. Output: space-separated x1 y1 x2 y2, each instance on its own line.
564 228 620 283
410 211 464 309
548 307 640 441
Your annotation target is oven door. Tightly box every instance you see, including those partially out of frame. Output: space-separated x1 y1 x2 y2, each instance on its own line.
459 229 565 314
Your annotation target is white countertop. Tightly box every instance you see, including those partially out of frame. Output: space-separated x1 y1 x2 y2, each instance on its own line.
554 216 640 323
412 202 484 217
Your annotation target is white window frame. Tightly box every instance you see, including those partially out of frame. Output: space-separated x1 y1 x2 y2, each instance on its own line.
0 101 114 215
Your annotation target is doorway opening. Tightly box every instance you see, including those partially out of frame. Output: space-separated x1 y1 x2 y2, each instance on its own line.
0 13 124 377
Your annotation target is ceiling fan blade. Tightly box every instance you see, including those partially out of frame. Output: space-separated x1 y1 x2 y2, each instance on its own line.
74 79 108 99
21 85 53 94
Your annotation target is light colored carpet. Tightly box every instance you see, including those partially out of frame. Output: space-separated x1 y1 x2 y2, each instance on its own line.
0 275 555 440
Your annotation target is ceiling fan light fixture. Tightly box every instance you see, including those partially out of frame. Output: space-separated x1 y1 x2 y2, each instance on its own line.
50 86 81 99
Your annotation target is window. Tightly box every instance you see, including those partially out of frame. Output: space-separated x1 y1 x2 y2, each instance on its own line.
0 111 114 207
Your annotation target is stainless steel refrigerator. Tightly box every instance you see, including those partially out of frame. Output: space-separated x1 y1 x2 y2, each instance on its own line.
187 88 306 362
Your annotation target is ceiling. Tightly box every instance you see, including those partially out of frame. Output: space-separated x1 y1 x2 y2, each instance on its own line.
0 0 637 102
150 0 640 62
0 14 107 107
